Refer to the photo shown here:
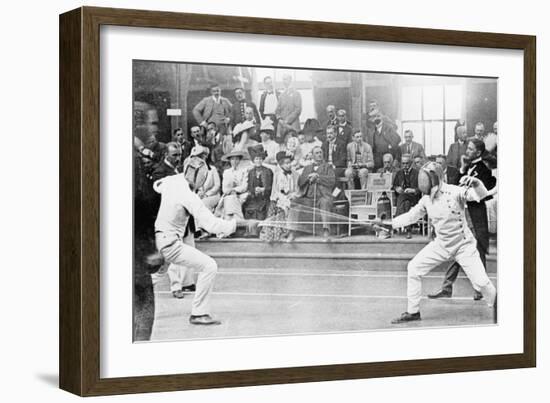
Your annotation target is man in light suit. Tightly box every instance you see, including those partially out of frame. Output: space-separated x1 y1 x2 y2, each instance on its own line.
345 130 374 189
446 125 468 168
192 84 232 135
399 129 425 162
275 74 302 141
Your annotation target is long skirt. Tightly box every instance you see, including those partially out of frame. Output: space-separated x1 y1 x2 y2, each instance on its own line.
259 202 289 242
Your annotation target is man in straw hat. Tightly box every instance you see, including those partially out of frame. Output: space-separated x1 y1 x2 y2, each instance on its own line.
154 168 257 325
374 161 497 324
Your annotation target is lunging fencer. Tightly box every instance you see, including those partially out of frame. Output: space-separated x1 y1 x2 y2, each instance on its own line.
375 162 497 324
154 171 257 325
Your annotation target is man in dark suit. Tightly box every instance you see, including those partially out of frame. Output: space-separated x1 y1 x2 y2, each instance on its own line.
393 154 420 239
370 114 402 170
335 109 354 145
150 142 182 182
446 125 468 168
258 76 280 133
287 146 336 241
429 138 496 299
399 129 425 162
230 87 261 130
322 125 347 178
435 154 459 185
322 105 338 129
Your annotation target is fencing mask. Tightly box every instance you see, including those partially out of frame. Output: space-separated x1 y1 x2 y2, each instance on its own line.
418 162 443 196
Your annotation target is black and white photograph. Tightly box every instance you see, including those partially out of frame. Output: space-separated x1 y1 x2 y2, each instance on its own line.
133 61 499 342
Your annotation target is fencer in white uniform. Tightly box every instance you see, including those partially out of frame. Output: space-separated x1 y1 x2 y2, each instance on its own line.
380 162 497 324
154 172 256 325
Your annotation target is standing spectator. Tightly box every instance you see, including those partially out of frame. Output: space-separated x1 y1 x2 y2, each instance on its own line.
435 154 459 185
393 154 420 239
258 76 280 135
172 127 194 161
322 105 338 130
428 138 496 300
231 87 261 136
399 129 425 161
322 125 347 179
260 151 300 243
275 73 302 142
287 146 336 242
345 130 374 189
192 83 232 135
447 125 468 168
371 113 401 170
365 100 398 144
243 145 274 231
473 122 486 140
335 109 354 145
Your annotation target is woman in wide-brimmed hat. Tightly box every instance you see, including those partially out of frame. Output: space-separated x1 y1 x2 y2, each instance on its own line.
242 145 273 232
214 149 250 223
231 120 258 152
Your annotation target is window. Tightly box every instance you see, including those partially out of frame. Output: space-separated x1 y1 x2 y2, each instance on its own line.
400 84 463 155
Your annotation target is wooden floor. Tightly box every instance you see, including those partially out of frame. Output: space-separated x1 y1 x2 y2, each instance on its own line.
150 265 497 342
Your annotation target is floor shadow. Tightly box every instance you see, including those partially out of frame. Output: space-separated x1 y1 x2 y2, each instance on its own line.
35 373 58 387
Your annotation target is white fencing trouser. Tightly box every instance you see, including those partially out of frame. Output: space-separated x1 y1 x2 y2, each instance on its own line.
156 233 218 316
407 240 496 314
167 264 195 292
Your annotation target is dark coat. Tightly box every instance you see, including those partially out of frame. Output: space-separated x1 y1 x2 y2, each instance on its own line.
446 141 468 168
322 139 348 169
371 123 402 169
258 90 281 119
150 160 180 182
399 141 425 160
444 166 460 185
298 162 336 200
230 100 261 127
335 122 354 145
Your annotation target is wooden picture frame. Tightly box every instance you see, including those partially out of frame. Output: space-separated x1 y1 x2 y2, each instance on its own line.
59 6 536 396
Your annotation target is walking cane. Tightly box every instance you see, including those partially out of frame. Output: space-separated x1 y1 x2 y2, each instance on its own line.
312 182 317 236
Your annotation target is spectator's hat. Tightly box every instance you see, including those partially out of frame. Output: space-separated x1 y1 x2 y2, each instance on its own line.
248 144 267 160
232 121 255 137
190 144 210 158
300 118 324 136
221 149 247 162
276 150 293 163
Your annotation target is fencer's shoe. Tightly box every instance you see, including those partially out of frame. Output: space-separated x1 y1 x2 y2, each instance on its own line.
322 228 331 242
189 314 222 326
172 290 185 299
181 284 196 292
473 291 484 300
391 312 421 324
285 232 296 243
428 289 452 299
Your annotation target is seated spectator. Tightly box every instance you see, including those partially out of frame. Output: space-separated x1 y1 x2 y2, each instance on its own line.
297 119 323 168
335 109 354 144
435 154 459 185
151 142 182 182
322 125 347 178
287 146 336 242
376 153 397 178
260 151 300 243
345 130 374 189
284 135 300 171
206 121 227 177
473 121 486 140
215 149 249 221
259 119 281 169
231 120 258 152
231 87 261 137
243 145 274 235
393 154 420 239
447 125 468 168
183 145 221 213
413 155 424 171
172 127 194 161
399 129 425 161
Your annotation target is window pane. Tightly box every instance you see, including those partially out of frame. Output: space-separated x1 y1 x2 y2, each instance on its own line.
255 68 274 85
445 120 458 154
401 86 422 120
402 122 424 148
294 69 313 82
424 121 444 156
423 86 444 119
445 85 463 119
